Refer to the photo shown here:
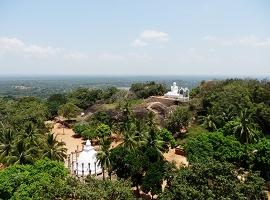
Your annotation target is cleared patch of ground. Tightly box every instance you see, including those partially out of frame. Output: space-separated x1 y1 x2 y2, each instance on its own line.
163 148 188 167
52 123 84 155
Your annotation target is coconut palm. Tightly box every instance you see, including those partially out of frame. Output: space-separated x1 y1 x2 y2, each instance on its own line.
19 122 41 146
117 100 134 133
97 139 112 180
233 108 260 144
6 139 35 165
0 126 15 163
119 121 142 150
145 129 165 157
42 132 67 162
201 114 218 131
134 118 148 143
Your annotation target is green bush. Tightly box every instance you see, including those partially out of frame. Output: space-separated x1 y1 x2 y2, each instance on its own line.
0 159 68 200
250 139 270 181
165 106 192 134
160 159 267 200
157 128 176 148
81 128 97 139
73 123 89 135
185 132 246 166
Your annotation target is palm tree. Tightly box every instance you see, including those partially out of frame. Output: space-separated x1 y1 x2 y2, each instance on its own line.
6 139 35 165
120 122 141 150
201 114 218 131
0 126 15 163
146 111 158 129
134 118 148 144
143 112 165 157
97 139 112 180
145 129 165 158
19 122 41 146
233 108 260 144
42 133 67 162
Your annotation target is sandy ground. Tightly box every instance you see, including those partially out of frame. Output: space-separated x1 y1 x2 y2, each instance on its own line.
52 123 84 155
163 148 188 167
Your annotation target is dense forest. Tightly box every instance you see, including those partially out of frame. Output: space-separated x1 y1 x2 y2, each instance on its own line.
0 78 270 199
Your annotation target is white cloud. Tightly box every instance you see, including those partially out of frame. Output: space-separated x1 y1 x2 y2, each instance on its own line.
98 53 126 61
140 30 169 42
0 37 62 57
131 39 147 48
131 30 169 48
204 35 270 47
0 36 153 63
64 52 88 60
203 35 217 41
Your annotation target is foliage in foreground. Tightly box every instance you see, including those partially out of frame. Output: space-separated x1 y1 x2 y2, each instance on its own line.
69 176 135 200
0 159 68 200
160 159 267 200
185 132 270 182
0 159 135 200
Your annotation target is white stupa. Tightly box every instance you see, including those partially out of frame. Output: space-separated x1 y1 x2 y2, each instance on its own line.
74 140 102 176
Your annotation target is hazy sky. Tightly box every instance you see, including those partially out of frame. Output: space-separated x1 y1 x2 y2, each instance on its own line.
0 0 269 76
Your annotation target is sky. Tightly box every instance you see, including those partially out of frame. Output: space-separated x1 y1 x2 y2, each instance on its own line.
0 0 269 76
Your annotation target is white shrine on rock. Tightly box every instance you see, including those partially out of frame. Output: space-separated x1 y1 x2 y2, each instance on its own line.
73 140 102 176
164 82 189 100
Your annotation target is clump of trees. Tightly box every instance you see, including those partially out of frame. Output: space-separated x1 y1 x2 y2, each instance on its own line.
0 124 67 165
182 131 270 197
130 81 166 98
165 106 192 134
185 132 246 165
160 159 267 200
73 111 114 140
0 159 135 200
46 87 120 118
193 79 270 144
46 94 67 118
58 102 81 119
0 97 67 166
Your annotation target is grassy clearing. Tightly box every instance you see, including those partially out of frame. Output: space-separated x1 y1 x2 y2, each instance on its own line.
177 124 209 145
100 103 117 110
129 98 144 106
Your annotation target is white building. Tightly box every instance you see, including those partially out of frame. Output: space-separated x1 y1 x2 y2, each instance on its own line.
73 140 102 176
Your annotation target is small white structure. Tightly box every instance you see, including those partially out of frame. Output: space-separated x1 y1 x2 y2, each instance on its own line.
164 82 189 100
73 140 102 176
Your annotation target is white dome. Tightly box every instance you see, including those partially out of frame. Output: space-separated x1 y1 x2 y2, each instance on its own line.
74 140 102 176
